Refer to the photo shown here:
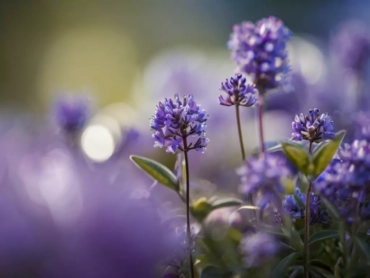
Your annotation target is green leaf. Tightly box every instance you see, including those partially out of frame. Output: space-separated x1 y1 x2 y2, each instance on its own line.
290 229 304 252
320 197 340 220
311 130 346 179
309 230 339 245
273 252 300 278
130 155 178 191
281 141 311 175
289 266 303 278
353 236 370 260
200 266 224 278
211 198 243 210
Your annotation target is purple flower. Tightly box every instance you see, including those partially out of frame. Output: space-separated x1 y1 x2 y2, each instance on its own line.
228 16 291 90
239 232 278 267
238 154 291 209
354 111 370 140
219 74 257 107
283 188 329 225
315 140 370 222
53 95 90 132
291 108 334 143
332 20 370 73
150 94 209 154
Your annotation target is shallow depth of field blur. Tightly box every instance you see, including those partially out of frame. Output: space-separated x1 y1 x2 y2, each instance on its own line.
1 1 370 277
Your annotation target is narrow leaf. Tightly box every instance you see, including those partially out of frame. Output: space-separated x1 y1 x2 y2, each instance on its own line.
211 198 243 210
200 266 224 278
281 141 311 175
354 236 370 259
321 196 340 220
309 230 339 245
312 130 346 179
273 252 300 278
130 155 178 191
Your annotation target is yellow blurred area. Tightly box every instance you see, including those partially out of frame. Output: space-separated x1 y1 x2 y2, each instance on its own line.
37 23 137 108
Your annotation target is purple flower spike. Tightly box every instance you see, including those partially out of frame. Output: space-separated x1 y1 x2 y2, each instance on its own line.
219 74 257 107
150 94 209 154
291 108 334 143
315 140 370 223
228 16 291 89
238 154 291 209
283 187 329 225
54 95 90 132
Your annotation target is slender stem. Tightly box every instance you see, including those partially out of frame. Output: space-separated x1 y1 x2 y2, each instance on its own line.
183 138 195 278
257 91 265 154
235 104 246 161
304 141 313 278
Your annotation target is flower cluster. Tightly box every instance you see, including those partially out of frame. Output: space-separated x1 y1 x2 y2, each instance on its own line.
219 74 257 107
239 232 278 268
238 154 291 209
291 108 335 143
54 95 90 132
315 140 370 223
151 94 209 153
283 188 329 225
228 16 291 89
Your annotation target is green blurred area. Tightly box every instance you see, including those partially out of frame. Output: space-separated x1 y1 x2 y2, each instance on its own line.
0 0 359 113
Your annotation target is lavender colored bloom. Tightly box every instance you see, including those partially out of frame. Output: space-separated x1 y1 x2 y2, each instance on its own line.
219 74 257 107
228 16 291 90
54 95 90 132
354 111 370 140
315 140 370 223
283 188 329 225
238 154 291 209
239 232 278 267
332 20 370 73
151 94 209 154
291 108 334 143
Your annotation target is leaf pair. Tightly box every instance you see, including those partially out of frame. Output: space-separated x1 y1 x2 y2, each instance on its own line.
281 130 346 181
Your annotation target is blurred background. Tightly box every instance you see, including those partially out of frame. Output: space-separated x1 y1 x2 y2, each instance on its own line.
1 0 370 277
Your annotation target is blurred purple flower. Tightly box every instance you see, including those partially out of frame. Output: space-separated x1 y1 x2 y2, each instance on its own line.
151 94 209 153
292 108 334 143
219 74 257 107
53 95 90 133
332 20 370 73
354 111 370 140
283 187 329 225
239 232 278 267
229 16 291 90
238 154 291 209
315 140 370 223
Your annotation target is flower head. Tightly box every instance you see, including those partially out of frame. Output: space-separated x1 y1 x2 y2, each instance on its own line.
291 108 334 143
283 187 329 225
228 16 291 89
239 232 278 267
219 74 257 107
332 20 370 73
150 94 209 153
53 95 90 132
238 154 291 209
314 140 370 223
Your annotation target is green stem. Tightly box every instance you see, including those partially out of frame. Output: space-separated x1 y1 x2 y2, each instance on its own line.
304 141 313 278
183 138 195 278
257 90 265 154
235 104 246 161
